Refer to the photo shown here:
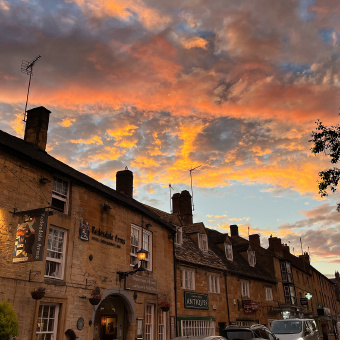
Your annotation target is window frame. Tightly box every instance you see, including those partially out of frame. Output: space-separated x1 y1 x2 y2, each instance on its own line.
36 302 60 339
225 242 233 261
51 176 70 214
208 275 220 294
265 287 273 301
130 224 153 271
199 233 208 252
158 310 166 340
44 225 67 280
181 268 195 290
247 250 256 267
175 226 183 246
240 280 250 298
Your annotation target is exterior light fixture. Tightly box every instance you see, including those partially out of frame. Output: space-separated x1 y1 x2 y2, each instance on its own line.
117 248 147 281
305 293 312 300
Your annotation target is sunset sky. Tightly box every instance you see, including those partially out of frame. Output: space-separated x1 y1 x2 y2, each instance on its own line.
0 0 339 277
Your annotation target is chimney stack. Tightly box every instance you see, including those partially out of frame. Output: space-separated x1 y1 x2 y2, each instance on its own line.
230 225 239 237
116 168 133 198
171 190 193 225
335 271 340 281
24 106 51 151
299 252 310 265
249 234 260 247
268 236 282 254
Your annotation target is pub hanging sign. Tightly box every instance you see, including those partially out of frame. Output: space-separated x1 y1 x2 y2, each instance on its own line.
13 208 49 263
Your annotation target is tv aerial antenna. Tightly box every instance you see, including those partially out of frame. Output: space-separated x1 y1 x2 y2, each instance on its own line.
189 165 202 211
169 184 175 213
21 55 41 122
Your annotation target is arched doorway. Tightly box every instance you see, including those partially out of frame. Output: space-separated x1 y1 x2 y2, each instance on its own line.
92 288 136 340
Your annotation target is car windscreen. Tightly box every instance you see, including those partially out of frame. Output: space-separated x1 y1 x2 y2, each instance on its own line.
224 330 254 340
271 321 302 334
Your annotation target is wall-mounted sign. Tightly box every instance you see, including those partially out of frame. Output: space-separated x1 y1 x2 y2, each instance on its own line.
300 298 308 305
243 300 260 315
79 221 90 241
13 208 49 263
184 292 209 310
90 225 125 248
125 275 157 294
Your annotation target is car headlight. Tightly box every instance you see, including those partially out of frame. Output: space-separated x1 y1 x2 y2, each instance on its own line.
297 337 304 340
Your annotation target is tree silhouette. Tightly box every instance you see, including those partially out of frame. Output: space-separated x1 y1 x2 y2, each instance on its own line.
310 118 340 211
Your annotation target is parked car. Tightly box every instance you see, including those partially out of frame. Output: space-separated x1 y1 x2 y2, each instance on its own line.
222 324 278 340
171 336 227 340
270 319 319 340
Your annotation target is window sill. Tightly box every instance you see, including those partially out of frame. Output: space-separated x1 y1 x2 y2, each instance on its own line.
44 277 66 286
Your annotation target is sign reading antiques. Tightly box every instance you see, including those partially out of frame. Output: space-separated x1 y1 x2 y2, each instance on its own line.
184 292 209 310
125 275 157 294
13 209 49 263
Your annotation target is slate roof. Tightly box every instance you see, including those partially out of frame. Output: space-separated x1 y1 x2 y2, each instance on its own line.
0 130 175 233
206 228 277 283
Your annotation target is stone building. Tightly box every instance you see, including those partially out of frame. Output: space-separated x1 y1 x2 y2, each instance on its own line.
0 106 176 340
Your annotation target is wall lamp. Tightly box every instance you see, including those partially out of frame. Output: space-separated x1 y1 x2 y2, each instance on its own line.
117 249 147 281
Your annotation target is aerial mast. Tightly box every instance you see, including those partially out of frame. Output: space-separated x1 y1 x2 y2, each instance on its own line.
189 165 201 211
21 55 41 121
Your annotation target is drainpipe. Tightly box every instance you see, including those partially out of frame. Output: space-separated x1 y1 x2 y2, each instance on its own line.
224 271 231 325
173 234 178 337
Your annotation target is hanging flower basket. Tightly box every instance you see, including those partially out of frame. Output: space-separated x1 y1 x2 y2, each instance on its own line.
31 287 45 300
160 301 170 312
89 287 101 305
89 297 101 305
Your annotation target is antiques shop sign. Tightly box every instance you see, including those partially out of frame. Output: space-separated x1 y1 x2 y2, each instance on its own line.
125 275 157 294
184 292 209 310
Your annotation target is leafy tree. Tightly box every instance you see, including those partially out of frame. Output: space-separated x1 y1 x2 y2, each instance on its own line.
310 119 340 211
0 301 19 340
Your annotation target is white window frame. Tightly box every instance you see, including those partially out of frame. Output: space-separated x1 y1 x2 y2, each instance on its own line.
145 304 154 340
199 234 208 252
181 319 215 337
181 268 195 290
137 319 144 340
175 227 183 246
240 280 250 298
208 275 220 294
247 250 256 267
51 176 69 214
265 287 273 301
158 311 166 340
45 226 67 279
36 303 60 339
225 242 233 261
130 224 153 271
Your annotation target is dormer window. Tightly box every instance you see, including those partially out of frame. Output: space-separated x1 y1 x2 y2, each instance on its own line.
247 250 256 267
175 227 183 246
199 234 208 252
225 243 233 261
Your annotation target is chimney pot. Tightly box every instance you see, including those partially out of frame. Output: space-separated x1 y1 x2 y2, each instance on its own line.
171 191 193 225
268 237 282 254
24 106 51 151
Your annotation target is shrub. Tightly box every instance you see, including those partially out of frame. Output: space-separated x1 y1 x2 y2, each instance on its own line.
0 301 19 340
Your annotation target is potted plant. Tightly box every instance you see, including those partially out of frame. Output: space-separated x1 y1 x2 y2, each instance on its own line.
89 287 101 305
160 301 170 312
31 287 45 300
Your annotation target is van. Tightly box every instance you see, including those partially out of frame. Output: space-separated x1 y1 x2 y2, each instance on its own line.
270 319 319 340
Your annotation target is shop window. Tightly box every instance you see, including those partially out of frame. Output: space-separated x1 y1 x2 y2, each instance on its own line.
247 250 256 267
199 234 208 252
265 287 273 301
145 304 154 340
51 177 69 214
241 280 250 298
181 319 215 337
208 275 220 293
158 311 166 340
225 243 233 261
175 227 183 246
181 269 195 290
36 303 60 339
45 226 66 279
130 225 152 271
